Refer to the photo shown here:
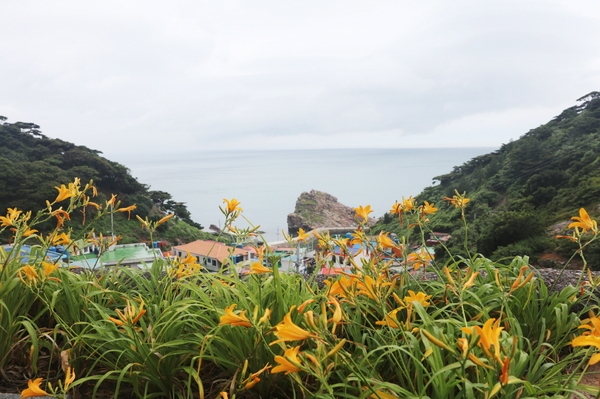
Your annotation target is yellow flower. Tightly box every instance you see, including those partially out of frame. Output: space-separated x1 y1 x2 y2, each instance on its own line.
223 198 242 214
249 262 272 274
420 201 438 217
325 275 355 298
241 363 271 389
297 299 316 313
375 308 402 328
461 318 504 364
390 201 402 215
272 346 303 374
376 232 397 249
219 304 252 327
156 213 174 226
108 299 147 327
271 308 317 345
20 378 50 398
23 228 38 237
354 205 373 222
52 232 72 246
0 207 22 227
116 204 137 219
296 228 310 242
404 290 431 307
64 366 76 391
19 265 39 285
355 274 393 300
136 214 150 229
572 335 600 365
369 390 399 399
52 208 71 228
106 194 117 207
578 312 600 337
444 190 471 209
403 196 416 212
42 261 59 277
568 208 598 233
258 308 272 325
457 337 493 369
328 297 343 334
406 248 433 271
462 271 479 290
54 184 76 203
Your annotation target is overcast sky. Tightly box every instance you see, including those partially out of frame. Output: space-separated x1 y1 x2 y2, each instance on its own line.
2 1 600 159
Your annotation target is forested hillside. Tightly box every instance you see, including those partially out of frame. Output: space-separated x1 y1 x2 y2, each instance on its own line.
0 117 207 245
375 92 600 268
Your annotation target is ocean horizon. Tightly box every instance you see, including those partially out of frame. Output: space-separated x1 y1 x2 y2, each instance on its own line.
118 148 494 242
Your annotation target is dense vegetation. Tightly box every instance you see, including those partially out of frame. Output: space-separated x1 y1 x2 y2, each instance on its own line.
374 92 600 267
0 116 209 245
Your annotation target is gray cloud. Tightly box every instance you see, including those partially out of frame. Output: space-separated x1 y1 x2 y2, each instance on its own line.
2 1 600 157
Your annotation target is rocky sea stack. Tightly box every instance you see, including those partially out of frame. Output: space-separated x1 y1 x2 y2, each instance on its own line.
287 190 363 235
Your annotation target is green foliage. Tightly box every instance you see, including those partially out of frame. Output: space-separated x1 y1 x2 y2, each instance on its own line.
0 118 203 246
2 177 600 398
374 94 600 261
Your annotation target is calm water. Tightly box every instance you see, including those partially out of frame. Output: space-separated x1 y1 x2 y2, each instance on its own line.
121 148 493 241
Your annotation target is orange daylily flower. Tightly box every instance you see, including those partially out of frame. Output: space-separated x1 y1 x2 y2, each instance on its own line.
223 198 242 214
23 228 38 237
258 308 272 325
461 318 504 364
354 205 373 222
116 204 137 219
355 274 393 300
52 232 72 246
376 232 397 249
420 201 438 217
64 366 76 391
375 308 402 328
20 378 50 398
297 299 316 313
568 208 598 233
369 390 399 399
444 190 471 209
219 304 252 328
578 312 600 337
272 346 303 374
390 196 415 216
572 335 600 365
54 184 76 203
325 275 355 298
328 297 343 334
106 194 117 207
0 207 23 227
406 248 433 271
108 299 147 327
52 208 71 228
404 290 431 307
249 262 272 274
296 228 310 242
271 308 317 345
42 261 59 277
242 364 271 389
19 265 40 285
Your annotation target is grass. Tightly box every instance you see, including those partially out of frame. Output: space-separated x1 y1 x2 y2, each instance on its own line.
2 179 600 399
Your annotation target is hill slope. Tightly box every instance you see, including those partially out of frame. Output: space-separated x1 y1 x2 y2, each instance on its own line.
374 92 600 267
0 116 209 245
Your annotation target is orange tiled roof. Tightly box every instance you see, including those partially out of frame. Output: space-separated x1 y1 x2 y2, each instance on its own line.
173 240 247 263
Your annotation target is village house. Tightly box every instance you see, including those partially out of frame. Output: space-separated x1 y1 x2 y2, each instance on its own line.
172 240 249 272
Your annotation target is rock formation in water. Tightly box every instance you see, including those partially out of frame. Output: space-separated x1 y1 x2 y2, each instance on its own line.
287 190 360 235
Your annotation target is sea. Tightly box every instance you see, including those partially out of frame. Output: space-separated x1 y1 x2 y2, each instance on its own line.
119 148 493 242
